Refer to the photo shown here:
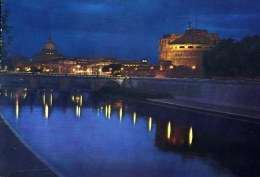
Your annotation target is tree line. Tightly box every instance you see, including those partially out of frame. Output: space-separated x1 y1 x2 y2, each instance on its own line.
202 35 260 78
1 7 13 60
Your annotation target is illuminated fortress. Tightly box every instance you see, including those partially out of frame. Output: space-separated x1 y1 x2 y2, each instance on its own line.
159 23 219 71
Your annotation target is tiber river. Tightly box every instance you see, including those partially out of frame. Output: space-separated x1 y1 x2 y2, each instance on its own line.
0 87 260 177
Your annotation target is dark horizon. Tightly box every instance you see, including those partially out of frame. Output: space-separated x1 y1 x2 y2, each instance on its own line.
3 0 260 64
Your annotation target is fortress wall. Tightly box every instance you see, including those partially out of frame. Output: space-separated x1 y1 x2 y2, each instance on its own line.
127 78 260 111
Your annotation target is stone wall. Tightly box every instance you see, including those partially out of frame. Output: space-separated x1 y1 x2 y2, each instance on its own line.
124 78 260 111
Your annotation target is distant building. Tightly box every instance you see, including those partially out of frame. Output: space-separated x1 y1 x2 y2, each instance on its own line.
31 37 66 63
11 37 75 73
74 57 153 76
115 59 152 77
30 37 76 73
159 23 219 72
74 56 116 75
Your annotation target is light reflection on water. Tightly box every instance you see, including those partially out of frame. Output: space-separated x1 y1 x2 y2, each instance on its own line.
1 88 260 177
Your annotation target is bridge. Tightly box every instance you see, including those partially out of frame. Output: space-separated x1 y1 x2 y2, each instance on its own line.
1 72 260 111
0 73 127 91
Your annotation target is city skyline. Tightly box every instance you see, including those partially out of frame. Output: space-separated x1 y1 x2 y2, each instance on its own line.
3 0 260 64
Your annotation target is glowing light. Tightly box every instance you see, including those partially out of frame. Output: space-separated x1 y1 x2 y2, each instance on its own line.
50 93 53 106
76 105 81 117
167 121 171 139
15 97 19 119
75 96 79 103
148 117 152 131
25 67 31 72
76 106 81 117
191 65 196 70
80 95 83 106
105 105 108 117
133 112 136 124
108 104 111 119
119 107 122 121
72 95 75 101
23 92 27 99
44 104 49 119
76 105 79 116
189 126 193 146
42 93 46 105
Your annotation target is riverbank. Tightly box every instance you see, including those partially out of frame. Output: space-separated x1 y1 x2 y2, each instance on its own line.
125 77 260 112
0 115 58 177
146 98 260 123
98 86 260 122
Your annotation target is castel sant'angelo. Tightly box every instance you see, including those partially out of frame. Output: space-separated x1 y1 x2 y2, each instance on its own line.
159 22 219 72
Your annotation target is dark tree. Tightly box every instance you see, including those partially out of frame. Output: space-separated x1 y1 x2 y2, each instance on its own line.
102 64 122 75
1 1 13 64
202 35 260 78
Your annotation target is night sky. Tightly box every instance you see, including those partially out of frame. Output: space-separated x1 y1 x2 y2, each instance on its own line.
3 0 260 64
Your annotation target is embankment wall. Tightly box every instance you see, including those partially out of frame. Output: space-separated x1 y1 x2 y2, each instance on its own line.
124 78 260 111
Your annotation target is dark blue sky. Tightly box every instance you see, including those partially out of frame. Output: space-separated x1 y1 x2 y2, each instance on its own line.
3 0 260 63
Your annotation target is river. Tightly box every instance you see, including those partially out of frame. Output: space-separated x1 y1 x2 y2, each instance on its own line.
0 87 260 177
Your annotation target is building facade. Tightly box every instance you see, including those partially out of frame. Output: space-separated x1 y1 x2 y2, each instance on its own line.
116 59 152 77
159 24 219 71
74 56 116 75
11 37 76 73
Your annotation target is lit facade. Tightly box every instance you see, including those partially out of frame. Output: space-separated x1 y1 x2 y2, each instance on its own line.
33 59 76 74
74 56 116 75
115 59 152 77
159 25 219 70
74 57 152 76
